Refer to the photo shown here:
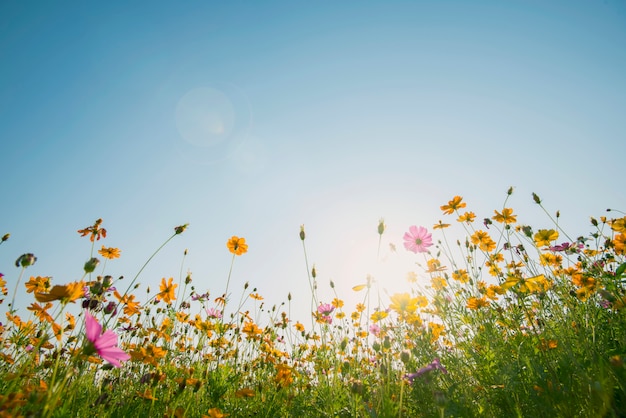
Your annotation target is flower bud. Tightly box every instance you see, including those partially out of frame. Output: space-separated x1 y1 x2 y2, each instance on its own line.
1 233 9 242
299 225 306 241
532 193 542 204
84 257 100 273
377 218 386 235
15 253 37 268
175 224 189 235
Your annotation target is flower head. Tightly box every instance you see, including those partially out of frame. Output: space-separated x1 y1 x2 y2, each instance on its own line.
227 236 248 255
440 196 466 215
84 310 130 367
98 246 121 260
405 358 448 383
403 226 433 253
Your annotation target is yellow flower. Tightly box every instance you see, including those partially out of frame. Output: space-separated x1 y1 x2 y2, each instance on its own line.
452 269 470 283
35 281 84 304
430 276 447 290
457 211 476 223
370 310 388 322
204 408 229 418
440 196 466 215
610 217 626 233
331 298 344 308
614 233 626 255
501 274 548 293
471 230 496 252
389 293 418 315
406 271 418 283
534 229 559 247
539 253 562 267
426 258 446 273
25 276 50 294
433 220 450 230
492 208 517 224
294 322 305 332
429 322 445 342
227 236 248 255
158 277 177 304
467 296 489 310
98 246 121 260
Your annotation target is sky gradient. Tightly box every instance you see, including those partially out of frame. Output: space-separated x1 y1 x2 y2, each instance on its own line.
1 1 625 323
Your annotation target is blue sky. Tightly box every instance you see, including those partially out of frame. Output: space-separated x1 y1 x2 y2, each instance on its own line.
1 1 625 323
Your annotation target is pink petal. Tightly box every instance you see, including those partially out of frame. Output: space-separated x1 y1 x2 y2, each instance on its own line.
98 346 131 368
95 330 119 350
84 311 101 344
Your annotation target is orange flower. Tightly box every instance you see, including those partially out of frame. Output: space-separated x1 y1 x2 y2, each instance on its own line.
25 276 50 294
98 246 121 260
157 277 177 304
467 296 489 310
35 281 84 304
77 218 107 242
440 196 466 215
492 208 517 224
227 236 248 255
204 408 229 418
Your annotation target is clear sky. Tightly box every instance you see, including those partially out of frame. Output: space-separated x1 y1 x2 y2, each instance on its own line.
1 1 625 324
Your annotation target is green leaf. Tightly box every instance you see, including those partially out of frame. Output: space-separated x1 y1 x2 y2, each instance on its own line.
616 262 626 279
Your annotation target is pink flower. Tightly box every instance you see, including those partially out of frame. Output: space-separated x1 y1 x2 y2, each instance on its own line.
84 310 130 367
403 226 433 253
317 303 335 316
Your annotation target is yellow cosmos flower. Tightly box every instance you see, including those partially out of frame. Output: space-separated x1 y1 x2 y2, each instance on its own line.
227 236 248 255
534 229 559 247
467 296 489 310
431 276 447 290
452 269 470 283
158 277 177 304
471 230 496 252
492 208 517 224
35 281 84 304
389 293 418 315
440 196 466 215
426 259 446 273
613 233 626 255
98 246 121 260
457 211 476 223
370 310 388 322
433 220 450 230
501 274 549 293
610 217 626 233
25 276 50 294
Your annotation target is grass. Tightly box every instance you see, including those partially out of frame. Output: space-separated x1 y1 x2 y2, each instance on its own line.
1 189 625 417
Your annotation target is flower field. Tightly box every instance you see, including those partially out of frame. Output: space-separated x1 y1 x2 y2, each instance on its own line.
1 190 625 417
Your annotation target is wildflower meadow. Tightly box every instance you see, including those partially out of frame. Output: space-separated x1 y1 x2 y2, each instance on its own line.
1 189 625 417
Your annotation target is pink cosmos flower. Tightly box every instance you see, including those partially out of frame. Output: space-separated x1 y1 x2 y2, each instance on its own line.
317 303 335 316
403 226 433 253
84 310 131 367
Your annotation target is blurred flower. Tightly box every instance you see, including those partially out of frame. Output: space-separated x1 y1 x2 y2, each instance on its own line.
84 310 130 367
227 236 248 255
440 196 466 215
206 308 222 319
403 226 433 253
35 281 84 304
98 246 121 260
369 323 381 336
318 303 335 316
433 220 450 230
534 229 559 247
452 269 470 283
83 257 100 273
405 358 448 383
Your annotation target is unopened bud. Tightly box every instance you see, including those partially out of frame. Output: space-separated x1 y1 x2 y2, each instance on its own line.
84 257 100 273
1 233 9 242
174 224 189 235
15 253 37 268
311 266 317 279
377 218 386 235
299 225 306 241
532 193 542 204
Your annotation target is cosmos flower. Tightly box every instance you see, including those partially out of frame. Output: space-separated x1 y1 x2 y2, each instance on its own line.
84 310 130 367
227 236 248 255
405 358 448 383
403 226 433 253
